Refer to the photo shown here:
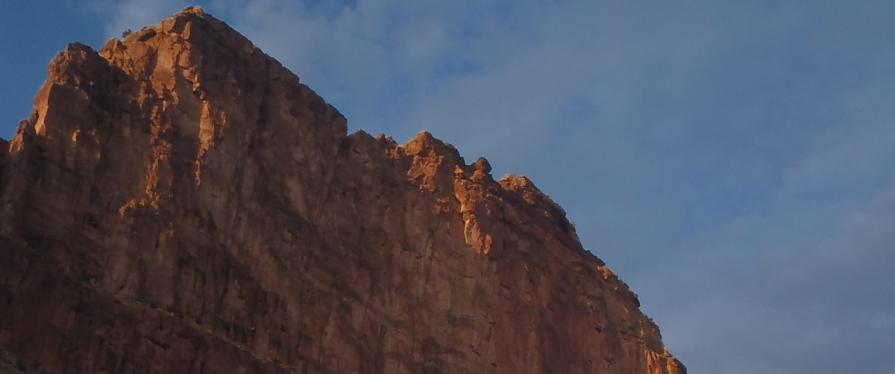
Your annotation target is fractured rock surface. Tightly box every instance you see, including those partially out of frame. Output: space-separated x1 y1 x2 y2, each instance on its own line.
0 7 684 374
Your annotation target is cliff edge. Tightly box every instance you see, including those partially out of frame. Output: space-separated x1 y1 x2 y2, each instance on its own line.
0 7 683 374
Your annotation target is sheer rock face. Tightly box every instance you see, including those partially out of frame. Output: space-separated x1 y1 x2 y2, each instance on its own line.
0 7 683 374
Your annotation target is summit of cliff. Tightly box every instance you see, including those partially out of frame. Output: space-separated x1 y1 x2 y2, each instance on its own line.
0 8 683 374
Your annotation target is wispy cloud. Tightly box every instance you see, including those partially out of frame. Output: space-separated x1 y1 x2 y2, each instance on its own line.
90 0 190 37
90 1 895 372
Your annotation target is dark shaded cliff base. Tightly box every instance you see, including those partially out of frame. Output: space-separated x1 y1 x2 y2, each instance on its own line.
0 7 683 374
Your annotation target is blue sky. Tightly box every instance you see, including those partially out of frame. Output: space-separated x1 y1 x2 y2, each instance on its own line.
3 1 894 372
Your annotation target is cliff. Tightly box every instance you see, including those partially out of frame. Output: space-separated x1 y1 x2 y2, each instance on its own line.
0 7 683 374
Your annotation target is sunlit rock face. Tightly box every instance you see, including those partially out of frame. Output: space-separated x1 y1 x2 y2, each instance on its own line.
0 7 683 374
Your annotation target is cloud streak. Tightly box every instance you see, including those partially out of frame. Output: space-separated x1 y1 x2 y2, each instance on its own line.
81 1 895 372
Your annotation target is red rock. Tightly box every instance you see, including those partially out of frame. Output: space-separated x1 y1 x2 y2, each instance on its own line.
0 7 683 374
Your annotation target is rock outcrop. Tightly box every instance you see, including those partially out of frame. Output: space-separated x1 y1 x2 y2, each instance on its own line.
0 7 683 374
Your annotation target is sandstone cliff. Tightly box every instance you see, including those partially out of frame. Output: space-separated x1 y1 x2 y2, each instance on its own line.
0 7 684 374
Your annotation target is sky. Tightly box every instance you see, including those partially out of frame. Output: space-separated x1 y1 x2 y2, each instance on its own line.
2 1 894 372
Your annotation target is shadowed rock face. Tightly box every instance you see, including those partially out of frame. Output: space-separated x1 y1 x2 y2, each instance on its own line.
0 7 683 374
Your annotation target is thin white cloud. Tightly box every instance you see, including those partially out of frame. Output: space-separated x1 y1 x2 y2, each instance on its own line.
91 1 895 372
91 0 190 37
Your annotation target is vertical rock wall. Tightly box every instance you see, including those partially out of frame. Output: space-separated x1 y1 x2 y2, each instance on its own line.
0 7 683 374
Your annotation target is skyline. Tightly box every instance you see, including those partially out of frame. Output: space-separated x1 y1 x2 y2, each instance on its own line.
3 1 895 372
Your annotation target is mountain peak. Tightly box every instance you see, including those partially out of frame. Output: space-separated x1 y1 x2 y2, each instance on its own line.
98 5 280 82
0 9 683 374
179 5 205 16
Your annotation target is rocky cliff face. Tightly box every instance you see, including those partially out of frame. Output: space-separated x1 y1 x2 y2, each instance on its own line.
0 7 683 374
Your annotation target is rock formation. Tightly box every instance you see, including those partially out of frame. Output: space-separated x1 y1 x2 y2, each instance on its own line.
0 7 684 374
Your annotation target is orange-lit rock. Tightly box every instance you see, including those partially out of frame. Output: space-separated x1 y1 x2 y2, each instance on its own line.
0 7 683 374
